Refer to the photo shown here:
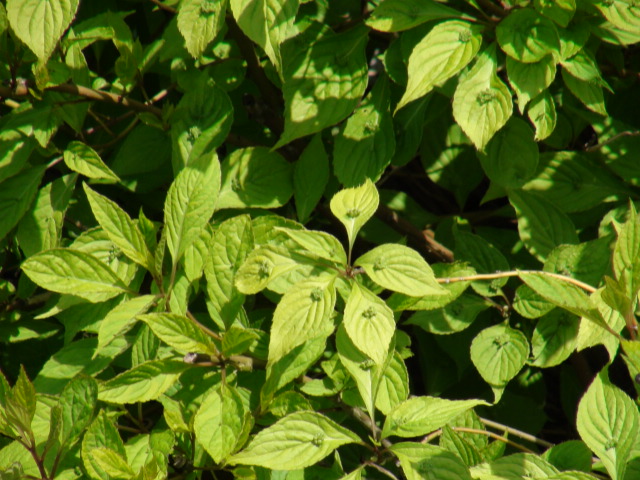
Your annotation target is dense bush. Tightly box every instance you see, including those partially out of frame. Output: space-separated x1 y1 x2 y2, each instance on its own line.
1 0 640 479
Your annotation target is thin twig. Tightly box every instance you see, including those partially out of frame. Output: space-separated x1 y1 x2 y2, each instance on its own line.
476 0 508 17
376 204 454 263
186 310 221 341
364 461 400 480
423 426 536 453
479 417 554 448
437 270 598 294
148 0 177 14
0 83 163 117
585 130 640 152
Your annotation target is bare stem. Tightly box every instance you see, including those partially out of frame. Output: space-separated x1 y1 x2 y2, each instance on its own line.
364 461 400 480
423 426 536 453
437 269 597 294
479 417 554 448
186 311 222 341
0 83 164 117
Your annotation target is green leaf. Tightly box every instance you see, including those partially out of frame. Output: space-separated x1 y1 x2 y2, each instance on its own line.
6 0 80 62
343 282 395 365
268 276 337 364
523 152 625 213
561 70 607 116
589 0 640 33
366 0 463 32
376 353 409 415
577 367 640 480
506 55 556 113
519 272 613 340
194 385 250 463
205 215 253 327
91 447 134 479
397 20 482 111
261 336 326 407
336 324 391 419
406 294 490 335
561 51 607 84
275 24 368 147
294 134 329 223
527 90 557 141
477 117 539 188
177 0 227 59
0 130 35 185
334 76 395 186
1 367 36 444
16 173 76 256
508 189 578 262
0 165 45 242
98 360 188 404
496 8 560 63
230 0 299 75
453 227 509 296
453 44 513 151
513 284 556 319
228 411 361 470
391 442 473 480
612 203 640 297
277 228 347 266
530 310 579 367
21 248 129 302
388 262 476 312
171 79 233 169
218 147 293 209
59 375 98 446
471 453 559 479
382 396 487 438
64 141 120 182
558 22 591 60
470 324 529 388
164 152 221 265
545 238 612 286
82 411 127 480
221 326 259 357
138 312 216 356
84 184 154 272
543 440 593 472
534 0 576 27
355 243 445 296
234 245 301 295
329 179 379 253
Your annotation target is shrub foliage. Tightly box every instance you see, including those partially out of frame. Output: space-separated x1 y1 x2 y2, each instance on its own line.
1 0 640 479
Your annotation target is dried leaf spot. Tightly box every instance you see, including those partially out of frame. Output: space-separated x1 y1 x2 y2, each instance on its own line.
362 306 377 320
458 29 472 43
373 257 386 271
361 358 376 370
311 433 324 447
346 208 361 218
476 89 497 106
199 1 218 14
257 261 271 279
493 335 509 349
310 287 323 302
188 126 202 141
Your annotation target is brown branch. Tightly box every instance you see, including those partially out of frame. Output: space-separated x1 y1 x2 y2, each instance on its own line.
585 130 640 152
148 0 177 14
476 0 508 17
376 205 454 263
0 83 164 117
